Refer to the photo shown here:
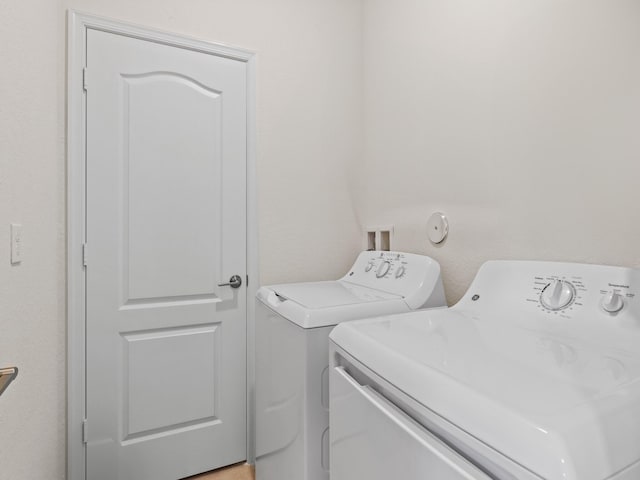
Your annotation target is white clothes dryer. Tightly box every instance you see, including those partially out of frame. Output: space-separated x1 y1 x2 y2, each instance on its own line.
330 260 640 480
255 251 446 480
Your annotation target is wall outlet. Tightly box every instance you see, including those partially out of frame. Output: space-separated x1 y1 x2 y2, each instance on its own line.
366 226 393 251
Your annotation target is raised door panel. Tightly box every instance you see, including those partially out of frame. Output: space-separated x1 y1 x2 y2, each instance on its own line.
123 73 222 303
122 324 220 439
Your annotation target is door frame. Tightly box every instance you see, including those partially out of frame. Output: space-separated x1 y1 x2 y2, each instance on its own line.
67 11 258 480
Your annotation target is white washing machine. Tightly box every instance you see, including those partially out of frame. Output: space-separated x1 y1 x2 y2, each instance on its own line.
255 250 446 480
330 260 640 480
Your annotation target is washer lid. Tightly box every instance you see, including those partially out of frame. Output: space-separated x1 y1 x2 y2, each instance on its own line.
257 281 406 329
330 309 640 480
270 280 401 309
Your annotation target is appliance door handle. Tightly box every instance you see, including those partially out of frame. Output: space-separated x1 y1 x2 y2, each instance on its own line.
333 366 492 480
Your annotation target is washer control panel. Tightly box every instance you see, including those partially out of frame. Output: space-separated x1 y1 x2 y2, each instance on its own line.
343 251 445 309
361 252 408 280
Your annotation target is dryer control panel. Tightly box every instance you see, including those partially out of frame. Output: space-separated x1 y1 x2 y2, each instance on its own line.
459 260 639 321
342 251 446 310
529 271 637 318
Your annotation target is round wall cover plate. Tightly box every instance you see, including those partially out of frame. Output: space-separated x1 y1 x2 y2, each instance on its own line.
427 212 448 244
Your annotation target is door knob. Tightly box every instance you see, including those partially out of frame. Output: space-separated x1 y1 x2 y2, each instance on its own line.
218 275 242 289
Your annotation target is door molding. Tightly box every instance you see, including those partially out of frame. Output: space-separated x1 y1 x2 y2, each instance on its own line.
67 11 258 480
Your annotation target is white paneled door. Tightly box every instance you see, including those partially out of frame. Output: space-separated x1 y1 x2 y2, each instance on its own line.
85 29 247 480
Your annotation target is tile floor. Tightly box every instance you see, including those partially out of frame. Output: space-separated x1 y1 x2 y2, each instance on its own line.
186 463 254 480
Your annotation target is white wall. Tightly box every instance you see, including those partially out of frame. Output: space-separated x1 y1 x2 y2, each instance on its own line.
359 0 640 302
0 0 66 478
0 1 363 479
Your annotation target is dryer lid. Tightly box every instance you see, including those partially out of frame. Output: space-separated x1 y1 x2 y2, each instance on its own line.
331 307 640 480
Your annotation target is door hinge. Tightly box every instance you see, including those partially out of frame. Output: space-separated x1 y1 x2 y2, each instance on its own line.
82 418 88 444
82 67 88 91
246 275 249 287
82 243 88 267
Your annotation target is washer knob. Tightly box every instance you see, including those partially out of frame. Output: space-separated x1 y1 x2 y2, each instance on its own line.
365 262 374 272
540 279 575 311
395 265 406 278
602 290 624 313
376 261 391 278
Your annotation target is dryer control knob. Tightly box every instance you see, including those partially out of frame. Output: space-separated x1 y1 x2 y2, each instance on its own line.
395 265 406 278
376 261 391 278
365 262 374 272
602 290 624 313
540 279 575 311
